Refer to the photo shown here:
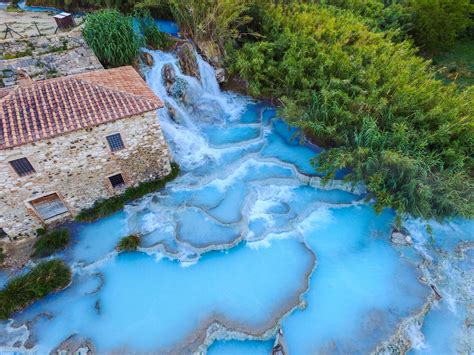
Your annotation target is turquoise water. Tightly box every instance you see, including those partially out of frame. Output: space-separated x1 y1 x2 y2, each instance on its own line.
17 0 62 12
0 49 472 354
154 19 180 37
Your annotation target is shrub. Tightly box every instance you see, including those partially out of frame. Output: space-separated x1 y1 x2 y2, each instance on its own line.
0 260 72 319
407 0 473 51
76 162 180 222
117 235 140 252
232 4 474 221
83 9 142 68
31 229 70 258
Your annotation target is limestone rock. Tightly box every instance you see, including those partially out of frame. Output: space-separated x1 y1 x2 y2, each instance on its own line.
51 334 96 355
390 229 413 246
215 67 226 83
166 102 179 123
162 64 176 88
272 328 288 355
195 40 222 67
162 65 188 103
176 42 201 81
141 51 154 66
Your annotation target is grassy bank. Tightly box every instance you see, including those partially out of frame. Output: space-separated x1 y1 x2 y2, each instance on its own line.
76 162 179 222
0 260 72 319
31 229 70 258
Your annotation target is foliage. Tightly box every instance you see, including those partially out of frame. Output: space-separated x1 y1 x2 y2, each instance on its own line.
25 0 138 12
2 50 33 60
432 38 474 88
135 8 170 49
83 9 142 68
0 260 71 319
139 0 251 52
6 0 22 12
76 162 180 222
406 0 473 51
31 229 70 258
117 235 140 251
231 4 474 220
321 0 473 50
0 248 5 265
321 0 412 37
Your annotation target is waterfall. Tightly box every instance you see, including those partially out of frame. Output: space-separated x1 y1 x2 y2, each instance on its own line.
143 49 245 170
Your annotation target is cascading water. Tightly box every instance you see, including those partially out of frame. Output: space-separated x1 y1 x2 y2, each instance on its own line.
0 48 472 354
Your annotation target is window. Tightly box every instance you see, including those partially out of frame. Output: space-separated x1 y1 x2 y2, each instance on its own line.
106 133 125 152
109 173 125 189
9 157 35 177
30 193 69 221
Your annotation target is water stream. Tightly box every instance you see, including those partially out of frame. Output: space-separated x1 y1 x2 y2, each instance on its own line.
0 49 472 354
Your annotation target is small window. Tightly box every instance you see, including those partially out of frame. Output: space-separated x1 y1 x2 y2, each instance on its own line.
30 193 69 221
106 133 125 152
9 158 35 177
109 173 125 189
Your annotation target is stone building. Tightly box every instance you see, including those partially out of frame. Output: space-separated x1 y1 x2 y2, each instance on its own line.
0 66 171 238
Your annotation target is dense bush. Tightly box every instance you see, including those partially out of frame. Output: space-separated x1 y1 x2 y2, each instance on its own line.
322 0 473 51
407 0 473 51
76 162 180 222
31 229 70 258
83 9 142 67
117 235 140 252
231 4 474 220
0 260 72 319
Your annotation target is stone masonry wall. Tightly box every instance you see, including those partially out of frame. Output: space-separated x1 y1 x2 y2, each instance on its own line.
0 110 171 239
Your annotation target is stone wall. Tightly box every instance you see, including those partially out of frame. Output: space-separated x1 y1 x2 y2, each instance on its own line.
0 110 172 239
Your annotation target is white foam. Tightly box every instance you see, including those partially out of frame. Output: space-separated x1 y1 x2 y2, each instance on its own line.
296 207 334 236
405 323 427 351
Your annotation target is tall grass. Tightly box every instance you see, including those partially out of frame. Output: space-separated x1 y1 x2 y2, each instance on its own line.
0 260 71 319
171 0 251 49
139 0 251 52
31 229 70 258
76 162 180 222
83 9 142 68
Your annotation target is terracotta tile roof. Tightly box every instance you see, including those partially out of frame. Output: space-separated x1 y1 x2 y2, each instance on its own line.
0 66 163 150
0 88 12 99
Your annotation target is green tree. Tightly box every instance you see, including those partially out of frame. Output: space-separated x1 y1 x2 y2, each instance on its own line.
407 0 473 51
